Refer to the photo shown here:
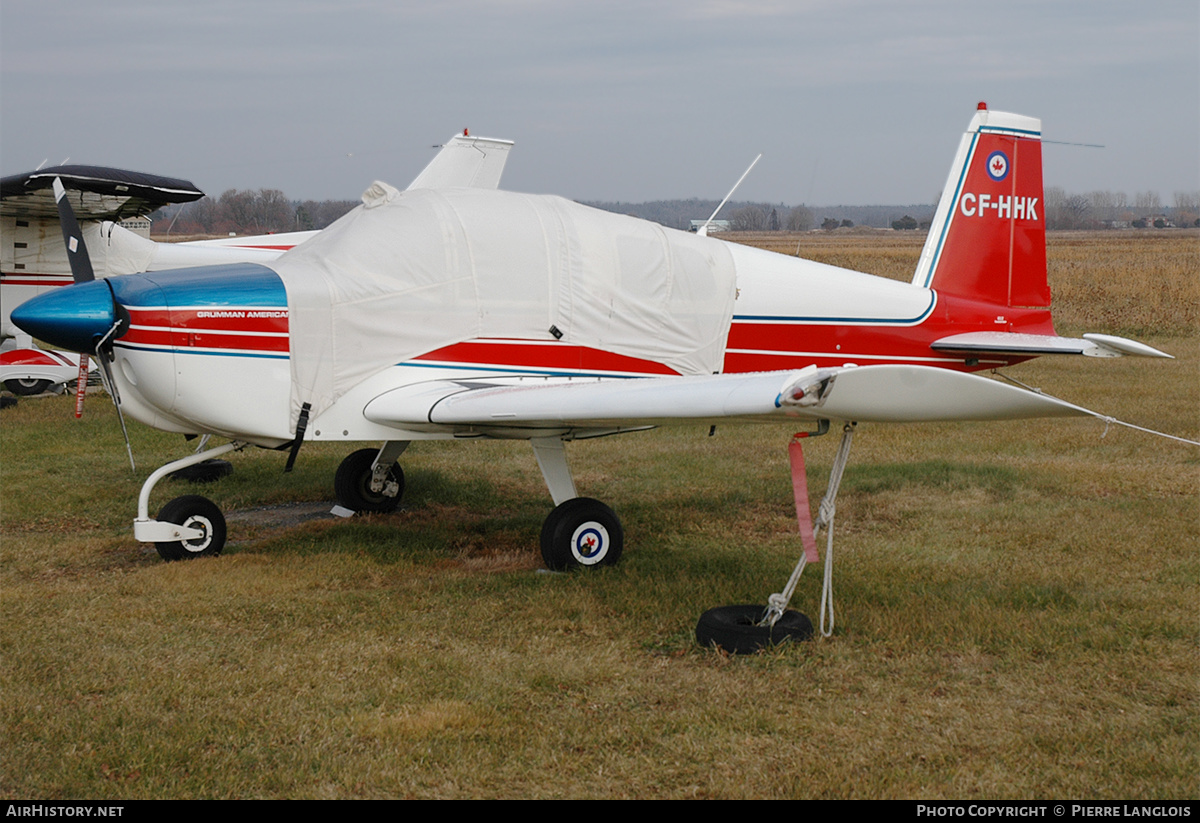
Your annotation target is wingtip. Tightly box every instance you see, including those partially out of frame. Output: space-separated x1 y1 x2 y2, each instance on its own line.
1082 333 1174 359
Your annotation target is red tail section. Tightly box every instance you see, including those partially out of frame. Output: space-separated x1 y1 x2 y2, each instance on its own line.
913 106 1050 309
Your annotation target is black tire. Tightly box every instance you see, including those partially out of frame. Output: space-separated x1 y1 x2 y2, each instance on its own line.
695 604 814 654
4 378 52 396
155 495 226 561
540 497 624 570
168 459 234 484
334 448 404 513
0 396 17 409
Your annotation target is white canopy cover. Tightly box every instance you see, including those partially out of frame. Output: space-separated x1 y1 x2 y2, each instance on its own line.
270 184 738 424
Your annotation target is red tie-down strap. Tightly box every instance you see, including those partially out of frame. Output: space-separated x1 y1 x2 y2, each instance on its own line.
74 354 89 419
789 433 820 563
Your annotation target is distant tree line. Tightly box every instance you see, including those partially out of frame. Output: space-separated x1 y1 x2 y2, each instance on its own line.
583 199 929 231
150 189 359 236
1044 189 1200 230
148 187 1200 237
728 204 817 231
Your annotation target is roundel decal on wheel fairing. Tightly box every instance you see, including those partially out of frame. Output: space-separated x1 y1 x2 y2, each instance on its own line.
571 522 609 564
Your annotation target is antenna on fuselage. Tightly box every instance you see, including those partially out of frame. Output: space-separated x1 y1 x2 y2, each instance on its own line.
697 153 762 237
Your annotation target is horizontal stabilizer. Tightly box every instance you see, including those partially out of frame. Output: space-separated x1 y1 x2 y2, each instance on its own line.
932 332 1172 359
362 364 1087 433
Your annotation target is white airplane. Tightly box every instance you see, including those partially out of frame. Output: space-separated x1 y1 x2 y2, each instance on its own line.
0 132 513 393
12 104 1172 602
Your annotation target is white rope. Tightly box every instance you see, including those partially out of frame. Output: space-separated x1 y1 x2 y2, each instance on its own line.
819 510 836 637
764 423 855 636
993 370 1200 446
815 425 854 637
763 368 1194 639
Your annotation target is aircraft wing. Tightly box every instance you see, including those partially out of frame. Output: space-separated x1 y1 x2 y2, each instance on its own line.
0 165 204 221
363 365 1088 433
405 132 514 191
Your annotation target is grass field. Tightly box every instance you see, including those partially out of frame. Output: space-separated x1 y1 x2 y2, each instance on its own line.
2 231 1196 799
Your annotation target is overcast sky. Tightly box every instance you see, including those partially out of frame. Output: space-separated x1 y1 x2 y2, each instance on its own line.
2 1 1196 206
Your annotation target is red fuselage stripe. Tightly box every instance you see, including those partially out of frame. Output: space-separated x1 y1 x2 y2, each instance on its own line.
126 307 289 334
108 288 1054 373
412 341 679 375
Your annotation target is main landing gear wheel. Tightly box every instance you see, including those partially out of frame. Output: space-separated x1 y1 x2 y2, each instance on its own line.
154 495 227 561
4 378 51 396
334 448 404 513
695 605 814 654
540 497 624 570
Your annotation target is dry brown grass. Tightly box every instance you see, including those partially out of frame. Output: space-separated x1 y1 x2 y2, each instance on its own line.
1044 231 1199 337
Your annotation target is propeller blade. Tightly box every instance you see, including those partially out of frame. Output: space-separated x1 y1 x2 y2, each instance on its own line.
32 182 133 467
52 177 95 284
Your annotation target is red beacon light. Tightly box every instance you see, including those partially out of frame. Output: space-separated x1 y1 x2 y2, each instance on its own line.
977 101 988 110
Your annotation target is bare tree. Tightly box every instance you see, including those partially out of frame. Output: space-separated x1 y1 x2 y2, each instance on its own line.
731 206 767 231
1135 190 1162 212
315 200 359 228
1046 187 1092 229
215 189 257 234
253 189 294 234
1089 190 1116 223
1173 190 1200 226
786 205 813 231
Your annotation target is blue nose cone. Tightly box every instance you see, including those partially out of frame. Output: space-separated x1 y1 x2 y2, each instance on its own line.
11 279 117 353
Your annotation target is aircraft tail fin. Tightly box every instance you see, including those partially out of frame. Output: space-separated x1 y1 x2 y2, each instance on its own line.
406 131 514 191
912 105 1049 309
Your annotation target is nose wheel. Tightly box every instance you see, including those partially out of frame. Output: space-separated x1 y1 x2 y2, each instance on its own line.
154 494 226 561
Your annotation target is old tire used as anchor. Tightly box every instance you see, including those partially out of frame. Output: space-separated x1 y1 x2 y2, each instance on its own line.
695 604 814 654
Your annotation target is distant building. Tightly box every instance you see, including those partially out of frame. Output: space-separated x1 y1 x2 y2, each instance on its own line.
689 219 731 233
1133 215 1175 229
120 217 152 238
